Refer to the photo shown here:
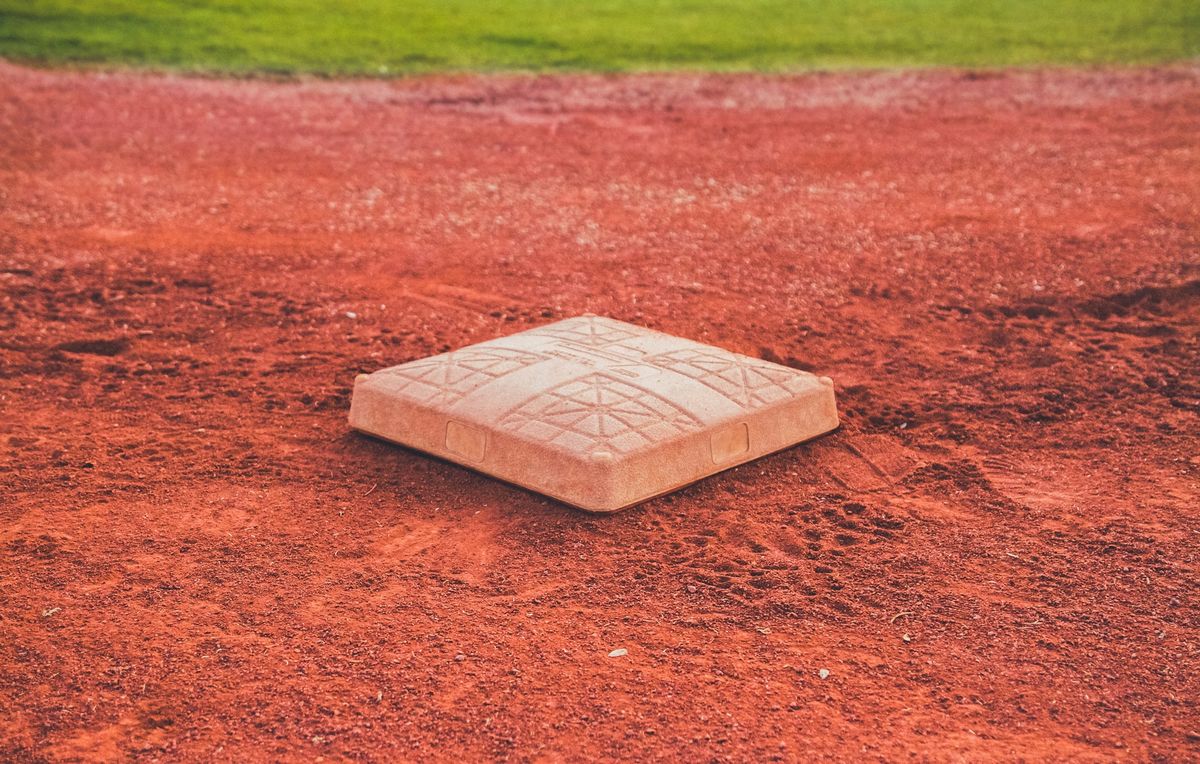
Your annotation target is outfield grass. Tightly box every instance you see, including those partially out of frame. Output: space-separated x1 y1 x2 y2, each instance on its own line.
0 0 1196 74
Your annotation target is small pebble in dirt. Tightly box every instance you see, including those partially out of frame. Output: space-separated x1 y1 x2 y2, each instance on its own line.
902 633 912 643
454 653 466 661
345 311 357 319
686 585 697 593
608 648 628 658
818 668 830 680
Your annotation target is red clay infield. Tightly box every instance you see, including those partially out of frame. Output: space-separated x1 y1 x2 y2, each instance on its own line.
1 62 1198 760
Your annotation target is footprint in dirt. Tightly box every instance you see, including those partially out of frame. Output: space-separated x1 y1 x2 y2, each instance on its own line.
673 495 909 617
812 433 926 493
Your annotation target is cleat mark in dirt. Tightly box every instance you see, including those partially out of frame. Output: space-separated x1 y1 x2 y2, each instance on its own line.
821 434 925 493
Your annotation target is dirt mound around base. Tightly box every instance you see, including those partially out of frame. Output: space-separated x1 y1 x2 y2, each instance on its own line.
1 62 1197 760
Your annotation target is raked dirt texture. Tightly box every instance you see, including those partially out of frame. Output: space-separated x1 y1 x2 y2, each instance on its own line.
0 61 1198 759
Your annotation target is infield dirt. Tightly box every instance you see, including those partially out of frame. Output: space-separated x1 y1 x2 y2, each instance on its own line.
1 62 1198 760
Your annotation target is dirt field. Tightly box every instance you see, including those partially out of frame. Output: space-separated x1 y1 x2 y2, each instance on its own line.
1 62 1198 760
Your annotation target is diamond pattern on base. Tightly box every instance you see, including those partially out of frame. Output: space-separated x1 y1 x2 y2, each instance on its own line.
527 315 649 349
379 346 544 407
498 373 702 455
645 347 812 409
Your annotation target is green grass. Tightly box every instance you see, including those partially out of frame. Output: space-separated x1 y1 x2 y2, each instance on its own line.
0 0 1196 74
